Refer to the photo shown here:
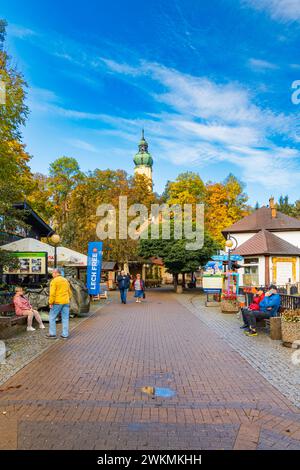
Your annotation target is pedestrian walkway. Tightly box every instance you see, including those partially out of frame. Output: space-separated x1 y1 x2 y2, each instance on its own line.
0 290 299 450
178 294 300 408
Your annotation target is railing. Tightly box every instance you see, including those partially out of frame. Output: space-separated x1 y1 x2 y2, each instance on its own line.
279 294 300 311
239 288 300 311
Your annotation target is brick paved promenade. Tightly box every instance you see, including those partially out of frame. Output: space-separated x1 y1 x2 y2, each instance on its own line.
0 290 299 450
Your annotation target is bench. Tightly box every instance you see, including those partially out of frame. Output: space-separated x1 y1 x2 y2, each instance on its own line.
0 303 27 327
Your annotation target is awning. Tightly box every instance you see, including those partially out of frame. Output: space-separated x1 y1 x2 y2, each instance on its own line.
0 238 88 266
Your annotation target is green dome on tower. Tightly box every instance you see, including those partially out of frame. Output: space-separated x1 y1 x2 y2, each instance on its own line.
133 129 153 168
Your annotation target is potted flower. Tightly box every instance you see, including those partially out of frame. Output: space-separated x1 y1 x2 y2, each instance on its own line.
281 309 300 346
221 292 240 313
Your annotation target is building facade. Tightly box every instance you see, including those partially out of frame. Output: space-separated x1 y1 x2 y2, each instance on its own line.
133 130 153 188
222 198 300 287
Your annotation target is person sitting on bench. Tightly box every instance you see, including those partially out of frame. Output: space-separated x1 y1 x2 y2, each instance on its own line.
243 285 281 337
13 287 45 332
240 289 265 330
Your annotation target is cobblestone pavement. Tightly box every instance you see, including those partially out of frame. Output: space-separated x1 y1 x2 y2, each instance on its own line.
0 289 299 450
178 294 300 408
0 300 109 387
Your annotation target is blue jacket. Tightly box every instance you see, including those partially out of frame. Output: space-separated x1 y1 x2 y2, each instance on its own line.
259 293 281 317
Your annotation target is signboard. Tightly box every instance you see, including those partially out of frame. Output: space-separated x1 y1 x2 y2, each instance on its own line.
4 252 47 275
202 274 223 293
86 242 103 295
212 255 243 262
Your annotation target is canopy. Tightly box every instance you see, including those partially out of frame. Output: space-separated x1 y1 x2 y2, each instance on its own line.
0 238 87 266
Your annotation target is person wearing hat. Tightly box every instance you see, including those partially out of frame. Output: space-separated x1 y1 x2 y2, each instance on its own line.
243 285 281 337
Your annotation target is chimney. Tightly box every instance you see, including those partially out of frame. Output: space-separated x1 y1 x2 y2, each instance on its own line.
269 196 277 218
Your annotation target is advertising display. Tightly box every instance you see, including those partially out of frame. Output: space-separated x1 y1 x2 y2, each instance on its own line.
4 252 48 275
86 242 103 296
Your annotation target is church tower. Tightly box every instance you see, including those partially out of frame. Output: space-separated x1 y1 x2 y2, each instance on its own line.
133 130 153 188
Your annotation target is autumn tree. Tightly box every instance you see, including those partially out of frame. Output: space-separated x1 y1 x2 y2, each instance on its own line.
48 156 84 237
27 173 55 222
61 167 159 265
205 174 249 246
164 172 206 205
0 19 33 268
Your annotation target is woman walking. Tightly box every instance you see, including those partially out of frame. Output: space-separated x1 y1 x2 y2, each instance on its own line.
133 274 145 303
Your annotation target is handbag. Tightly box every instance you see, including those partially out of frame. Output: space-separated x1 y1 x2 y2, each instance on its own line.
143 291 146 299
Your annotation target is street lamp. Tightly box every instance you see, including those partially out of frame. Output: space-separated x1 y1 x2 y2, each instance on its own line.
50 233 61 268
225 235 238 293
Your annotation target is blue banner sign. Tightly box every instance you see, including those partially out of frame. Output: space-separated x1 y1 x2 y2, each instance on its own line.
212 254 243 262
87 242 103 295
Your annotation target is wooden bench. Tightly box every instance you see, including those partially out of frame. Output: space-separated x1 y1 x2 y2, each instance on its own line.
0 303 27 327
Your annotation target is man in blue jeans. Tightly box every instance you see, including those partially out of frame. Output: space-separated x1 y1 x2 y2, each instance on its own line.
244 285 281 337
117 271 131 304
46 268 72 339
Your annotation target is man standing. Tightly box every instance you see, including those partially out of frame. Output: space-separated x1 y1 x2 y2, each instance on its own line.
47 268 72 339
117 270 131 304
244 285 281 337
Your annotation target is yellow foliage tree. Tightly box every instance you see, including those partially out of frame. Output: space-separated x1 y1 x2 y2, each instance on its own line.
205 174 250 246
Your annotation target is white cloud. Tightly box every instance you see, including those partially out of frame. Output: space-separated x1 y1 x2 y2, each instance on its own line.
65 139 98 153
28 55 300 191
7 23 37 39
248 58 279 71
244 0 300 23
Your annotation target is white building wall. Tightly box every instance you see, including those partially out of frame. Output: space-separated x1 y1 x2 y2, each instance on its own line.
258 256 265 286
230 232 255 247
269 256 300 284
271 231 300 248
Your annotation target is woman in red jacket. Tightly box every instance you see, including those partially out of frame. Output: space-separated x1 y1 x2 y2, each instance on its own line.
240 290 265 330
13 287 45 332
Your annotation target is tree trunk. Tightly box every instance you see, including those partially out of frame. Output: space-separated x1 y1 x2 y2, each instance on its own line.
173 273 178 291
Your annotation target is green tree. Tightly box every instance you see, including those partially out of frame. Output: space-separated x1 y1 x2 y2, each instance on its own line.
139 221 220 286
276 195 294 216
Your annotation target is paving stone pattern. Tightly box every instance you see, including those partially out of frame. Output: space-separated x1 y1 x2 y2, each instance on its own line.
0 290 299 450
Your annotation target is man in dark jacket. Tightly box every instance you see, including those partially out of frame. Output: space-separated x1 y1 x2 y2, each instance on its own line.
117 271 131 304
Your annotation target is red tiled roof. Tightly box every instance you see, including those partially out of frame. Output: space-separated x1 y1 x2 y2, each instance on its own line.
150 257 164 266
222 206 300 235
232 229 300 256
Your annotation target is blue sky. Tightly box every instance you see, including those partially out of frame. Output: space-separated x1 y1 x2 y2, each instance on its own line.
2 0 300 203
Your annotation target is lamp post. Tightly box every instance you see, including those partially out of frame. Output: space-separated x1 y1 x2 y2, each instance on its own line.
50 233 61 268
225 235 238 294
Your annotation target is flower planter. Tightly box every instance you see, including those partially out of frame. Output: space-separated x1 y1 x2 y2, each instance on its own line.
221 299 240 313
281 319 300 344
